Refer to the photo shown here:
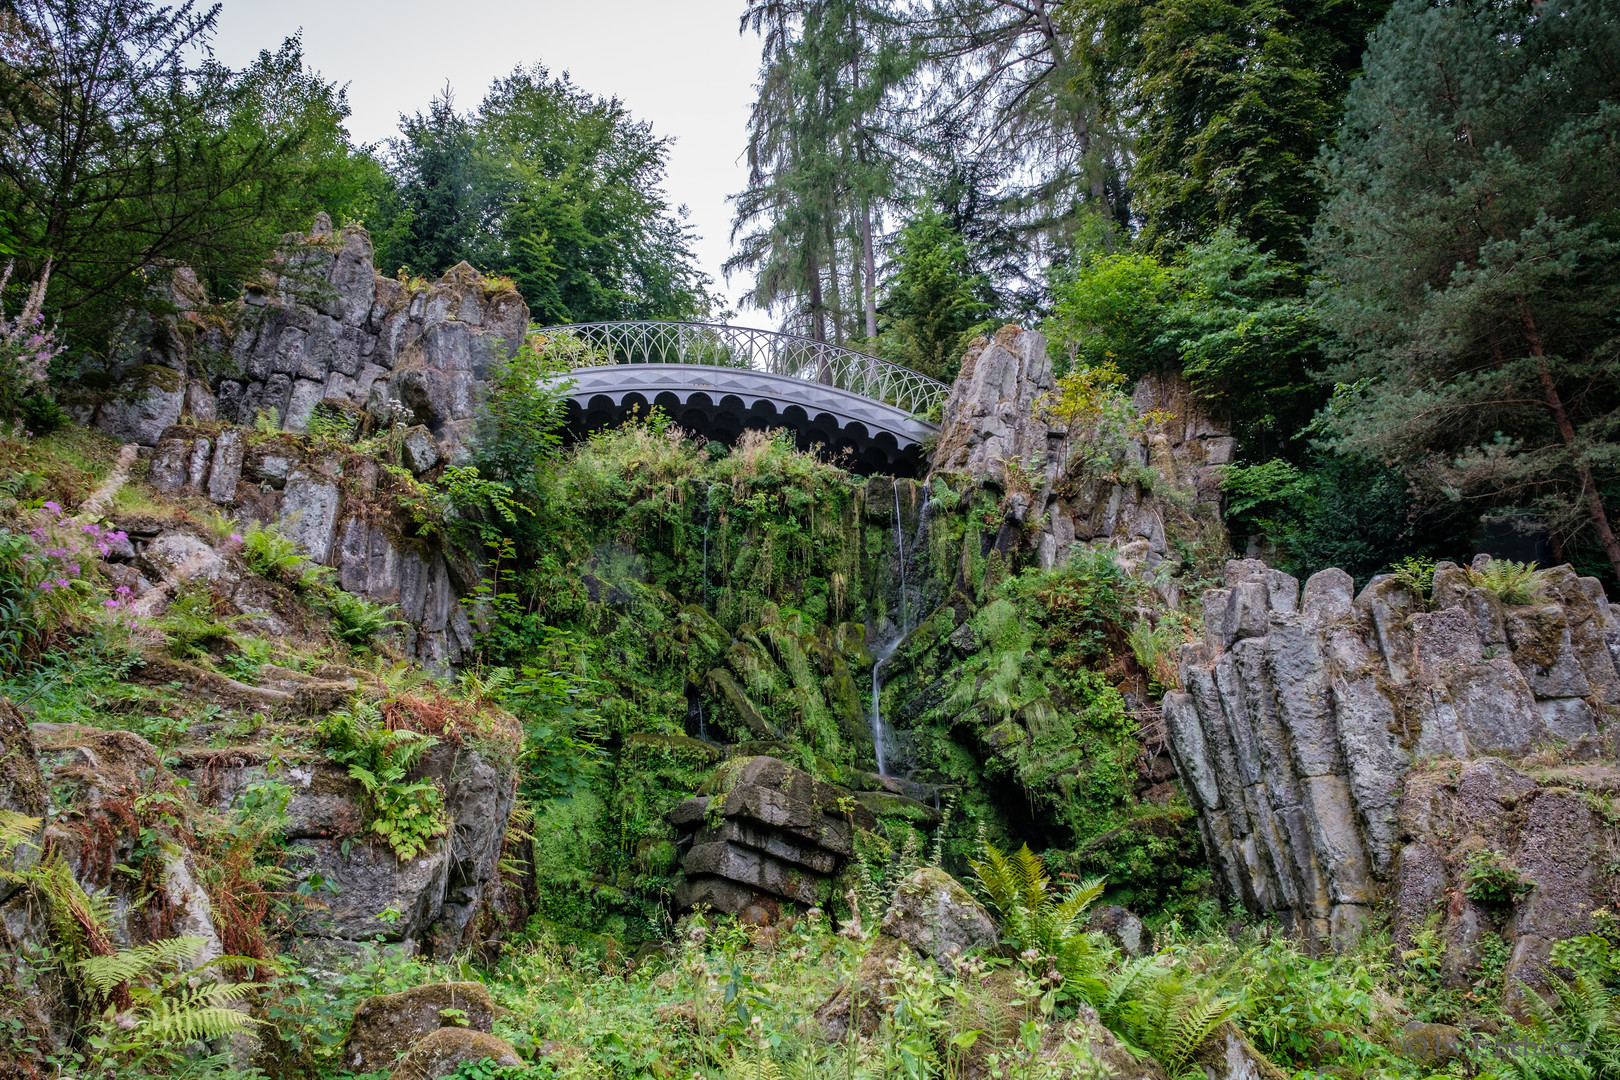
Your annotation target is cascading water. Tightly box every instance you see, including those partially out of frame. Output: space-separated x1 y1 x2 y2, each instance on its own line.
871 484 909 776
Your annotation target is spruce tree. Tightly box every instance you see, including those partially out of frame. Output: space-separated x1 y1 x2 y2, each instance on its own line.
1311 0 1620 581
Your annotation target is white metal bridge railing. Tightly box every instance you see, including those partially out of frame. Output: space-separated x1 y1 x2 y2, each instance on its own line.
530 320 950 419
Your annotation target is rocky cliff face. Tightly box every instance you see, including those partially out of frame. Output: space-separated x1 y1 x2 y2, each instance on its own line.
931 325 1230 587
90 214 527 461
1165 555 1620 998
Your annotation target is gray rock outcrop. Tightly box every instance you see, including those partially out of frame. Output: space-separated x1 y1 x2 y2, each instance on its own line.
92 215 528 467
930 325 1228 586
1164 556 1620 987
669 756 875 913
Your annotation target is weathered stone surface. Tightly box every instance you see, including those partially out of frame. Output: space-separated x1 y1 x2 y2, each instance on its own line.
345 982 496 1074
280 467 342 565
96 375 184 445
1166 554 1620 973
0 702 45 905
1088 904 1151 956
402 425 440 474
389 1028 521 1080
879 867 997 974
150 437 189 493
683 841 821 905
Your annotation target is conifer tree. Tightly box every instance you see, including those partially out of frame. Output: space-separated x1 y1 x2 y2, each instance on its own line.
1311 0 1620 580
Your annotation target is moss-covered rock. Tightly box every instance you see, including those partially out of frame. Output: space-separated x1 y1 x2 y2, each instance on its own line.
346 982 497 1074
389 1027 521 1080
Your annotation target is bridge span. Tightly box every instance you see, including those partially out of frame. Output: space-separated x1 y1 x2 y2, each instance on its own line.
532 321 948 476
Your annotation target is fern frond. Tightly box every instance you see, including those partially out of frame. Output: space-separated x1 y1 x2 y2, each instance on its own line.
141 996 260 1044
77 937 208 995
1163 993 1237 1072
0 808 41 853
1012 843 1050 914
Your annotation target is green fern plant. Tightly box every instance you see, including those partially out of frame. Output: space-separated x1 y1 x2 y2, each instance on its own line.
76 936 262 1071
323 588 405 647
1507 973 1620 1080
1466 559 1541 605
241 522 306 582
161 585 245 659
321 699 448 860
969 841 1105 959
1116 972 1240 1079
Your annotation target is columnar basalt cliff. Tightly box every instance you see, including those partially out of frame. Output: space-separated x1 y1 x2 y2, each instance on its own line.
90 214 528 454
930 325 1230 587
1164 555 1620 998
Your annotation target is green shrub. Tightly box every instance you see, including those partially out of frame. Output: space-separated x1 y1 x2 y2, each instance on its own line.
1462 849 1533 905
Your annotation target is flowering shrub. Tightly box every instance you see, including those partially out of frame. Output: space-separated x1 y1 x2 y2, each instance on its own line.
0 502 135 669
0 260 63 430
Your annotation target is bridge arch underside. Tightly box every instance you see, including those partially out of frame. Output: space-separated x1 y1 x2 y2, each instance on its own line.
563 365 937 477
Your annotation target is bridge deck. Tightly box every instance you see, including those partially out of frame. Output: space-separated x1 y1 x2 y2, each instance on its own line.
534 322 946 477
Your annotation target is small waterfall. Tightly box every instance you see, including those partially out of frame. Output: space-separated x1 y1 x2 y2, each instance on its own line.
871 635 900 776
893 484 908 634
702 482 713 605
871 484 910 777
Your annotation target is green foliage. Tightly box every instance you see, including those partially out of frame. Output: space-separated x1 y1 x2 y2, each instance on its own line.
0 528 47 670
373 69 715 322
160 585 244 659
472 334 572 487
1466 561 1541 607
969 842 1105 960
1389 556 1437 607
320 700 448 861
1031 547 1140 669
323 589 404 647
1128 0 1385 260
875 204 995 381
1462 849 1533 906
1116 972 1239 1079
0 2 380 351
241 522 307 583
1311 0 1620 584
73 937 262 1075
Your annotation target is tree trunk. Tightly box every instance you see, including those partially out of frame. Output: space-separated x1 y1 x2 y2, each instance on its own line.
862 199 878 340
1517 297 1620 580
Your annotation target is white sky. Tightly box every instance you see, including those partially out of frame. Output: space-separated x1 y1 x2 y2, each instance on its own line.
211 0 774 329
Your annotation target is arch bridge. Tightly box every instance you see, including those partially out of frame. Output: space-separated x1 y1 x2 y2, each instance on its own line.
532 321 949 476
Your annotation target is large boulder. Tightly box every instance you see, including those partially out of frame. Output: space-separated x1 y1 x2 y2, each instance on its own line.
345 982 497 1074
879 867 998 974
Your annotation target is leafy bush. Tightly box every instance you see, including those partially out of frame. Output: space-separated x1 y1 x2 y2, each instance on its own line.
1389 555 1437 606
1462 848 1533 905
320 700 448 860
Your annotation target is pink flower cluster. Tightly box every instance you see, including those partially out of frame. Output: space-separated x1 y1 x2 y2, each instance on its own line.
0 260 61 387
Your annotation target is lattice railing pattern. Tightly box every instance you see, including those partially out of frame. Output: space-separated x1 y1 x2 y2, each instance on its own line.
531 321 950 418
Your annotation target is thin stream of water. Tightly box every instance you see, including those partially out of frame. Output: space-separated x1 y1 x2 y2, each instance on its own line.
871 484 908 777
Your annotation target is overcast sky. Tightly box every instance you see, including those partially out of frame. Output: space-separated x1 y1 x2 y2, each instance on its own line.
211 0 774 328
